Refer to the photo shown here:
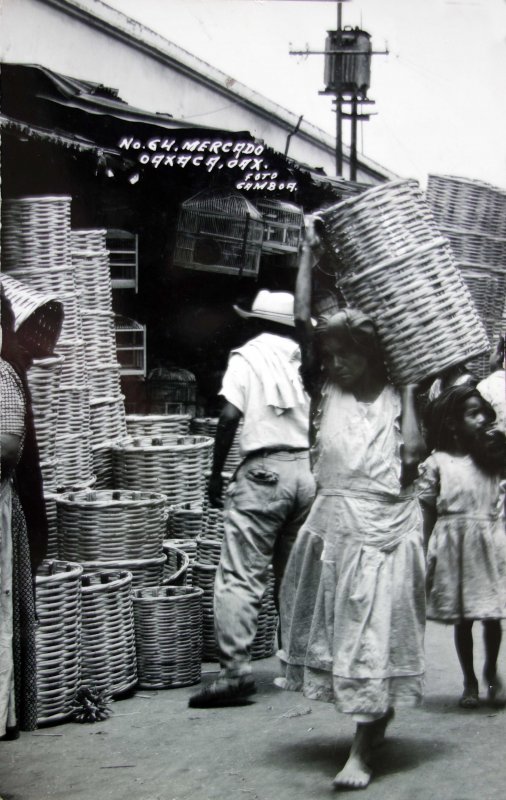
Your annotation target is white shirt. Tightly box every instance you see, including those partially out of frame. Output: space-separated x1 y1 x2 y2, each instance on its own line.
220 334 311 455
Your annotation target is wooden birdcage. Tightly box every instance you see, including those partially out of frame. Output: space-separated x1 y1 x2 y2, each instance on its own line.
106 229 139 291
173 189 264 278
256 198 304 254
147 367 197 415
114 315 146 376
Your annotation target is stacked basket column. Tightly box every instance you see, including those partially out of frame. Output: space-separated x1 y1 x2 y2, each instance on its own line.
72 229 126 488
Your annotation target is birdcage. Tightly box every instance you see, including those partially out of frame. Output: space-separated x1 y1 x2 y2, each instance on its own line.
114 315 146 376
256 199 304 254
147 367 197 416
105 229 139 291
173 189 264 278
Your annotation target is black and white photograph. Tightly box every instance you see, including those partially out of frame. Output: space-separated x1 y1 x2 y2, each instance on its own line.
0 1 505 798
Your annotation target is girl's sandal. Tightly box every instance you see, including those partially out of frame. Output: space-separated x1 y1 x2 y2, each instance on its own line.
459 687 479 709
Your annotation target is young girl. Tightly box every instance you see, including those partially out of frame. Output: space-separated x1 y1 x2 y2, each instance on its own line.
277 223 426 790
418 385 506 709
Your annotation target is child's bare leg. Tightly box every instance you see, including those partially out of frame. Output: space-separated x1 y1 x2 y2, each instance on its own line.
333 722 374 790
454 621 479 707
370 707 395 748
482 619 506 707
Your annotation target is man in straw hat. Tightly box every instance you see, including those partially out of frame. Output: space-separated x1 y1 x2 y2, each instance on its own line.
189 290 315 707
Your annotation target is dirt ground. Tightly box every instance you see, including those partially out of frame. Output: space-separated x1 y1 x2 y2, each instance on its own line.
1 620 505 800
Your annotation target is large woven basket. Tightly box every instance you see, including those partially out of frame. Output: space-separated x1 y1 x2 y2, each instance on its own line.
44 493 59 559
191 417 243 473
89 396 127 448
426 174 506 236
87 363 122 401
441 227 506 269
337 238 490 384
56 386 91 440
80 554 166 589
163 539 197 585
2 195 71 270
132 585 204 689
80 570 137 696
72 250 112 312
0 274 63 358
57 489 167 562
55 432 94 489
70 228 107 253
27 355 64 463
113 435 213 506
91 443 114 490
35 559 83 725
126 414 192 439
54 339 87 389
192 562 278 662
458 264 506 332
166 502 204 539
81 311 117 364
203 471 233 540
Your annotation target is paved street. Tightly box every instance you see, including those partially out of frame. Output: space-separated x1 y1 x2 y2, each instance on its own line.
1 620 505 800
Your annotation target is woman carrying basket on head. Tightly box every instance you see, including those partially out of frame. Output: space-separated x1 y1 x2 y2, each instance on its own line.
277 220 427 790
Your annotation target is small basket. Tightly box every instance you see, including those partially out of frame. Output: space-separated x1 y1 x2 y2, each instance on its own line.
113 435 213 506
166 502 204 539
0 274 63 358
163 539 197 585
80 554 166 589
126 414 192 439
161 544 190 586
35 558 83 725
132 585 204 689
57 489 167 562
196 536 222 566
80 570 137 696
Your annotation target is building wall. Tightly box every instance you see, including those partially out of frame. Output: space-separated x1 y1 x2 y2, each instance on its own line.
1 0 395 184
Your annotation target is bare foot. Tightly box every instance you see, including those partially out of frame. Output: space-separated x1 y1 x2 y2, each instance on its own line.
333 753 371 790
370 707 395 748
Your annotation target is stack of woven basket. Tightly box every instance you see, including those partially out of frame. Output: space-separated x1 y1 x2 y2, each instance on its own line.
191 417 243 473
72 229 127 487
425 175 506 377
316 179 490 385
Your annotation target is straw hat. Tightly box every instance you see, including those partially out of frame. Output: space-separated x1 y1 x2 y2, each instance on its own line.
0 273 63 357
233 290 296 327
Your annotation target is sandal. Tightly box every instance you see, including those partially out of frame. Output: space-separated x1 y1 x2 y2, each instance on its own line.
459 686 479 709
188 676 257 708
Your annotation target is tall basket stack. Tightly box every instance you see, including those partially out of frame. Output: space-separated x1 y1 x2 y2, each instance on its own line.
316 179 490 385
72 229 127 487
426 174 506 377
191 417 243 473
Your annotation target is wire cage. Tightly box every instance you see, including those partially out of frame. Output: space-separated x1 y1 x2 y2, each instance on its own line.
173 189 264 278
256 198 304 254
105 229 139 291
147 367 197 415
114 315 146 376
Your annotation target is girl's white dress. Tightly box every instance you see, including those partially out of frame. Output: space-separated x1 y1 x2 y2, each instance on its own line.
417 452 506 622
278 383 426 716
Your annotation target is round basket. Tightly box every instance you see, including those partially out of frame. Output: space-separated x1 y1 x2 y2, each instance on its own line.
57 489 167 562
87 363 122 401
196 536 222 566
316 179 441 271
203 471 233 540
72 250 112 312
27 355 64 463
132 585 203 689
40 458 59 493
0 274 64 359
113 435 213 506
55 433 94 489
426 174 506 237
56 386 91 439
338 238 490 384
44 493 59 559
70 228 107 253
80 554 166 589
163 539 197 585
54 339 87 389
166 502 204 539
81 311 117 364
91 442 114 490
441 227 506 269
5 265 77 298
80 570 137 696
458 264 506 327
191 417 243 472
126 414 192 439
35 558 83 725
192 562 277 662
2 195 72 271
89 396 127 448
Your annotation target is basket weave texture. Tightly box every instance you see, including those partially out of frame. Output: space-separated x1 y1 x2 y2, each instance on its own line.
133 585 203 688
0 274 63 359
163 539 197 585
57 489 167 562
79 555 166 589
27 355 64 463
426 174 506 236
80 570 137 696
35 559 83 725
191 418 243 473
2 196 71 270
126 414 191 438
166 503 204 540
113 435 213 506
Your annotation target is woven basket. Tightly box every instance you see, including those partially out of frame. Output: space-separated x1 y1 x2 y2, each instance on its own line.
126 414 192 439
196 536 222 566
441 227 506 269
113 435 213 506
0 274 63 358
192 562 278 662
56 386 91 439
203 471 233 540
80 554 166 589
35 559 83 725
426 174 506 237
457 264 506 327
72 250 112 312
89 396 127 449
87 363 122 401
316 179 441 271
57 489 167 562
91 443 114 490
40 458 59 493
81 311 117 364
70 228 107 253
5 265 77 297
2 196 71 271
166 502 204 539
27 355 64 463
54 339 87 389
132 585 203 689
80 570 137 696
338 238 490 384
190 417 243 473
55 433 94 489
161 544 190 585
44 493 59 559
163 539 197 585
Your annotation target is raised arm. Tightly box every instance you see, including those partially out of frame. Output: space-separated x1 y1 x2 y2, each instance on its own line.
295 218 321 397
399 385 426 487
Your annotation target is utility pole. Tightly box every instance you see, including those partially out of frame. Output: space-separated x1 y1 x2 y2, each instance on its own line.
290 1 388 180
